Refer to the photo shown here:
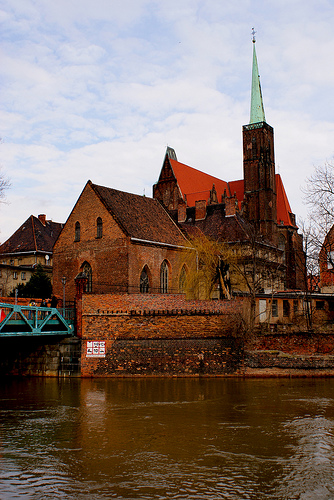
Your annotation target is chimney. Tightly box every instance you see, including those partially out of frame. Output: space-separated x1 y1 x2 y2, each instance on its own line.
38 214 46 225
177 200 187 223
224 194 239 216
195 200 207 221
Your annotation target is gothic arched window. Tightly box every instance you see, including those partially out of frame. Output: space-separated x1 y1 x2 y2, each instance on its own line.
75 221 80 242
160 260 169 294
140 266 150 293
96 217 103 239
179 265 187 294
82 261 92 293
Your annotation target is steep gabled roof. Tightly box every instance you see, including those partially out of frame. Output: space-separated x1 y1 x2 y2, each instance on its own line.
169 159 229 207
90 182 190 247
228 175 296 227
0 215 63 254
167 158 296 228
276 174 295 227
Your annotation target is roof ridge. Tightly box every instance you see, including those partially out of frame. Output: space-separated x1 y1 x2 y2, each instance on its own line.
31 215 38 251
91 181 153 201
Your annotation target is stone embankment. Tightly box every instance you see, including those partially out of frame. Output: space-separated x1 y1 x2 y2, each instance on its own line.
2 293 334 377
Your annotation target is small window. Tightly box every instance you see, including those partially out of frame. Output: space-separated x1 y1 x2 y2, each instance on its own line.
293 299 298 313
21 272 26 280
271 299 278 317
96 217 103 239
160 260 169 294
10 259 14 266
13 271 18 280
283 300 290 317
316 301 325 310
75 221 81 242
0 269 2 278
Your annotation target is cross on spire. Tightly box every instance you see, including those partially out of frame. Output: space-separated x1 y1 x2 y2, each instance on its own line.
252 27 256 43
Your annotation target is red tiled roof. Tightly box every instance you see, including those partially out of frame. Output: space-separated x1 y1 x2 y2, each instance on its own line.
275 174 294 227
170 159 229 205
228 179 244 200
229 175 295 227
169 159 295 227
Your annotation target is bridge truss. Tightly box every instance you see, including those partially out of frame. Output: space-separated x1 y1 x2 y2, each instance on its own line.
0 303 75 337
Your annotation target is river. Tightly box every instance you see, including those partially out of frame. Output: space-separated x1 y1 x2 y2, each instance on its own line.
0 377 334 499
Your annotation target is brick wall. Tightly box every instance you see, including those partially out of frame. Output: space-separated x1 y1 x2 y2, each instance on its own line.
81 337 243 377
0 297 32 305
79 294 244 376
248 332 334 355
53 183 129 301
81 293 243 316
53 181 196 301
127 243 193 294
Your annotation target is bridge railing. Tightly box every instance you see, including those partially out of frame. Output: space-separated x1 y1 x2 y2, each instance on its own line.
0 303 75 337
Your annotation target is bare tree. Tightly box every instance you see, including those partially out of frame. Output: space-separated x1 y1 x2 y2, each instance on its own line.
302 158 334 290
0 138 10 203
0 171 10 205
184 236 230 301
0 162 10 243
184 222 284 331
228 222 285 330
303 160 334 221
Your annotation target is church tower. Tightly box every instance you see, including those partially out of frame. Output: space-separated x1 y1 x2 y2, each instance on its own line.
243 33 277 244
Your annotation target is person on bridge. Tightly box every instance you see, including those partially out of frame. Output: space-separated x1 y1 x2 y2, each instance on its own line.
51 296 58 309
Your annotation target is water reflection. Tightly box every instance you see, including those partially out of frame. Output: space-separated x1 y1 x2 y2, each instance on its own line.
0 378 334 499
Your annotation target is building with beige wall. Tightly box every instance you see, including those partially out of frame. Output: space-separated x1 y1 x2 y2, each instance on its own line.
0 214 63 296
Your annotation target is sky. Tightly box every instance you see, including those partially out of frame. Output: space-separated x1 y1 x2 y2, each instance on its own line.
1 0 334 243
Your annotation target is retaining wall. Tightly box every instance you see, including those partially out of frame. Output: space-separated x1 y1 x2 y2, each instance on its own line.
0 337 81 377
80 294 245 377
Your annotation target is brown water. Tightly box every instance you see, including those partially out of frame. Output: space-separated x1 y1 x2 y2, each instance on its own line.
0 377 334 499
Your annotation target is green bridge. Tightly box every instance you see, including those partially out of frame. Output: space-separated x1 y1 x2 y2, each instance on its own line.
0 303 75 337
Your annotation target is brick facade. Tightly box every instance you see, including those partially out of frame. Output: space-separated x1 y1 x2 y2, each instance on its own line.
79 294 245 377
53 181 194 303
243 122 277 245
53 183 128 301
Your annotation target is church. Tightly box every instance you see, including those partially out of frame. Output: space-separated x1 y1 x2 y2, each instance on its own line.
52 39 305 303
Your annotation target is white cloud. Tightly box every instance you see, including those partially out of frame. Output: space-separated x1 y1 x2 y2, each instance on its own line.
1 0 334 243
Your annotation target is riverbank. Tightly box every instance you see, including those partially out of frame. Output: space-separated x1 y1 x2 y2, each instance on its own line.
2 336 334 378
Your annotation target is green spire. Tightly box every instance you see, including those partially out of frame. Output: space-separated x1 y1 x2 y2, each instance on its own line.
250 37 266 124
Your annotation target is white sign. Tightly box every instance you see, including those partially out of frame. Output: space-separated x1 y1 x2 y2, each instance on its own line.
86 341 106 358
